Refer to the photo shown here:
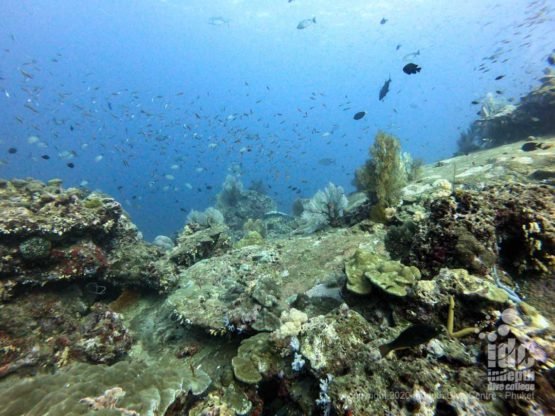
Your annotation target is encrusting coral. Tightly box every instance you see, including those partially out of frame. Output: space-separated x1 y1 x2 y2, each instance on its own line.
345 248 420 297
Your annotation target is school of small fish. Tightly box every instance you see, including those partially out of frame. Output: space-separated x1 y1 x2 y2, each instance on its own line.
0 0 549 219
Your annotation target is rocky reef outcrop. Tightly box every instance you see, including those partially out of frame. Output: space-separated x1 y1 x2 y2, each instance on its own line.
0 178 178 297
388 183 555 279
457 65 555 154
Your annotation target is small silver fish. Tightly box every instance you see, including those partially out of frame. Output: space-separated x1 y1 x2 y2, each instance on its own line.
297 17 316 30
208 16 230 26
402 50 420 62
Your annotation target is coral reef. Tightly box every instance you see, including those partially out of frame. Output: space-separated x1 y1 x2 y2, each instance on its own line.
165 229 372 334
1 130 554 416
187 385 252 416
296 307 501 415
413 268 509 307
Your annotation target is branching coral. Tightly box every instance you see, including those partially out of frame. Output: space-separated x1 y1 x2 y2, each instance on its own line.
295 183 348 234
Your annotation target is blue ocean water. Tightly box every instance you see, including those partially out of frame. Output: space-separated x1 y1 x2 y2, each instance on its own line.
0 0 553 240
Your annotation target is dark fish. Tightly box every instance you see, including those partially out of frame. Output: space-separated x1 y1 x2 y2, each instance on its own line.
521 142 539 152
379 76 391 101
318 158 336 166
495 75 505 80
379 324 440 357
20 69 33 79
396 44 401 50
403 63 421 75
8 147 17 154
67 162 75 168
471 100 480 105
41 154 50 160
380 17 387 24
24 103 39 113
353 111 366 120
297 17 316 30
521 142 548 152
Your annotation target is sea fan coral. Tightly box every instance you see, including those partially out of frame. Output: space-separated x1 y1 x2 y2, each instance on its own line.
186 207 225 228
295 182 348 234
217 174 244 208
